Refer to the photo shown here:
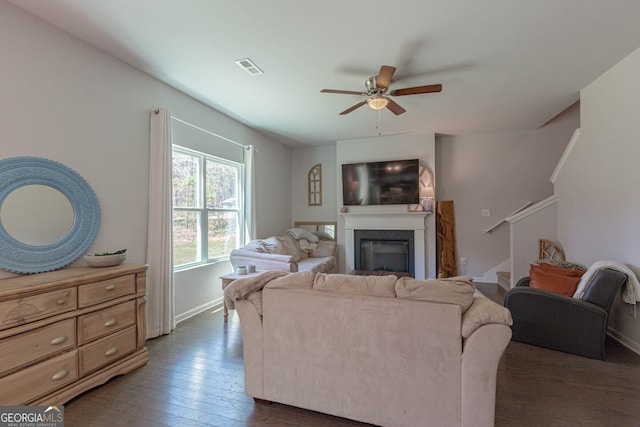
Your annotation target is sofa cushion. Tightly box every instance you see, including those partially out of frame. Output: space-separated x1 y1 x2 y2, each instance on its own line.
266 271 314 290
529 268 580 296
313 273 397 297
395 276 476 312
462 291 513 338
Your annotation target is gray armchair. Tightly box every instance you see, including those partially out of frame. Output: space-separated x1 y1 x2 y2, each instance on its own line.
503 268 627 360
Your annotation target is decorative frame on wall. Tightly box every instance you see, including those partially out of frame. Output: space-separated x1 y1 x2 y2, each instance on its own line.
308 163 322 206
0 157 101 273
419 163 435 213
410 163 435 213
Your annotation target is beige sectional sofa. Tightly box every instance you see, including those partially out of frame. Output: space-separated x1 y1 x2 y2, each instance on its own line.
226 271 513 427
229 232 337 273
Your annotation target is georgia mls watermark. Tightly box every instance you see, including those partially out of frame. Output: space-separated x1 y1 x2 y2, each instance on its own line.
0 406 64 427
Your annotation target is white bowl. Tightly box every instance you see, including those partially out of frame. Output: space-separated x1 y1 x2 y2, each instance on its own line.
84 253 126 267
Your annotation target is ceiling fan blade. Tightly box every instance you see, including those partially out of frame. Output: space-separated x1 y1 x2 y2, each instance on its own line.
340 101 367 115
386 99 406 115
389 84 442 97
321 89 365 95
376 65 396 89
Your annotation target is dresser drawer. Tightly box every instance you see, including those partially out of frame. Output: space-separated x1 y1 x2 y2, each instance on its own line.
0 288 77 329
79 326 136 376
0 349 78 405
78 300 135 345
78 274 135 308
0 318 76 376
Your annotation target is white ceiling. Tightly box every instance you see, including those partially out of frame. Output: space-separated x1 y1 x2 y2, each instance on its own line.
8 0 640 147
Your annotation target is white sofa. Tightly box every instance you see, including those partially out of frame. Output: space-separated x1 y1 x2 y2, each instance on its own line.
227 271 513 427
229 233 337 273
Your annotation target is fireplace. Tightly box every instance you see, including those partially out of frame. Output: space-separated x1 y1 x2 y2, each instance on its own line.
342 212 428 279
354 229 414 276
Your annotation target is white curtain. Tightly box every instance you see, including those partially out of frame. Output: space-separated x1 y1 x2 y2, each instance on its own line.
244 145 257 243
146 107 176 338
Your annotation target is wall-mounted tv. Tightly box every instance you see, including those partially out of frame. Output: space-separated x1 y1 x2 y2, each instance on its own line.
342 159 420 206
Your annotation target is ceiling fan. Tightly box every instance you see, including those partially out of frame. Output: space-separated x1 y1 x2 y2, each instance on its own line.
321 65 442 115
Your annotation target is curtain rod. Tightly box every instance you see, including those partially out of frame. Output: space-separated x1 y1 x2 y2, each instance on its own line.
153 108 252 150
172 116 251 150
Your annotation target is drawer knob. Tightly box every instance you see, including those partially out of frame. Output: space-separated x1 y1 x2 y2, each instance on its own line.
105 284 116 291
104 319 117 327
50 335 68 345
105 347 118 356
57 298 66 305
51 368 70 381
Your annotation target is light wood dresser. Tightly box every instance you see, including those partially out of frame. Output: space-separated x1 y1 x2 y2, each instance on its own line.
0 264 149 405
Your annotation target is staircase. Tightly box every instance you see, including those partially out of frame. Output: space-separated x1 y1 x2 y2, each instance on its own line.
496 271 510 290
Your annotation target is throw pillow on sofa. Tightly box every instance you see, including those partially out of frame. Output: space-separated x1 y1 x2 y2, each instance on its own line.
531 262 584 277
529 267 582 296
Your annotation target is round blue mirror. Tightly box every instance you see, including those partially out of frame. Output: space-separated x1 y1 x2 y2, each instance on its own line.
0 157 100 273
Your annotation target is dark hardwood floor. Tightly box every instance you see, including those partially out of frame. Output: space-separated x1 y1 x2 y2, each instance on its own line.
64 284 640 426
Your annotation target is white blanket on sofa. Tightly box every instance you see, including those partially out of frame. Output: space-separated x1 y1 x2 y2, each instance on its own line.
573 260 640 305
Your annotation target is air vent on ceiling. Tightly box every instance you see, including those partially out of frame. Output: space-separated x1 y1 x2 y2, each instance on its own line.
235 58 264 75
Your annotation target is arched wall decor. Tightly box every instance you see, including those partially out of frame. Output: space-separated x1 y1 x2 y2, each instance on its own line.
412 163 435 213
0 157 101 274
308 163 322 206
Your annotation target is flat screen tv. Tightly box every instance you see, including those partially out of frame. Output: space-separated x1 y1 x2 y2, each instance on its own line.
342 159 420 206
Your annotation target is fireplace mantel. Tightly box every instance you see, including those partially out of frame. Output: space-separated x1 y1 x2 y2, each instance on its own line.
342 212 428 279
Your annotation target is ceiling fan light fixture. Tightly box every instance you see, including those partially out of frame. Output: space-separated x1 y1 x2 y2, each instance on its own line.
368 95 389 110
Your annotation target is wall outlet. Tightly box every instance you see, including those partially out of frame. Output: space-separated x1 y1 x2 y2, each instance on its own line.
481 209 491 217
461 257 467 265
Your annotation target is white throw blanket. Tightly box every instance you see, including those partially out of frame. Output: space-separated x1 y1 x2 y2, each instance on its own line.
573 260 640 305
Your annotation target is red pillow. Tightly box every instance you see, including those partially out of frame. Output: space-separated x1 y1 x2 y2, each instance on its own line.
529 268 580 296
530 263 584 278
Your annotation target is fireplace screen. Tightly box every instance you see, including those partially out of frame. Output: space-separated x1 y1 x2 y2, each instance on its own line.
354 229 414 275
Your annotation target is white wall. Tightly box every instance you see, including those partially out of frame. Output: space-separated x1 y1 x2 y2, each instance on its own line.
0 2 292 320
335 133 437 277
556 46 640 352
291 145 337 224
436 103 579 279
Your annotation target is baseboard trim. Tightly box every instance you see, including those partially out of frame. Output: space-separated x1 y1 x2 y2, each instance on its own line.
607 327 640 356
176 297 224 324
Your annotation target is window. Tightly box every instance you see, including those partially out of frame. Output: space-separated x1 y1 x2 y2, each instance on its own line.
172 146 243 269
